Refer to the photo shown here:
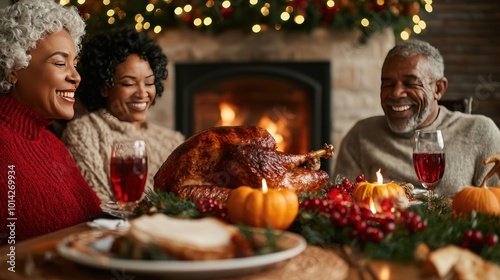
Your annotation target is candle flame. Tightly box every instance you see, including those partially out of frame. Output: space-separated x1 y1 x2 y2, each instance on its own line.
376 168 383 184
261 178 268 193
369 200 377 214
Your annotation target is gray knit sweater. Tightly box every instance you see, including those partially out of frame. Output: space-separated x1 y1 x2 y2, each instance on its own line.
333 106 500 198
62 109 185 203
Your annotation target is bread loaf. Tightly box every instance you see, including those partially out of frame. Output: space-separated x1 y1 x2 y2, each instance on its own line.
422 245 500 280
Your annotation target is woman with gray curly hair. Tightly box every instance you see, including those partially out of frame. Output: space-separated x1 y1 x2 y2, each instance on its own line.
0 0 101 242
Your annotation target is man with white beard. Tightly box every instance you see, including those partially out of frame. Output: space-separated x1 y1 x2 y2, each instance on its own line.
333 40 500 198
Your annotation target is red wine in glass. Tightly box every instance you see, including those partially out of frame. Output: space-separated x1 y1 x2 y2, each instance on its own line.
412 130 445 209
110 139 148 218
412 152 445 190
110 156 148 202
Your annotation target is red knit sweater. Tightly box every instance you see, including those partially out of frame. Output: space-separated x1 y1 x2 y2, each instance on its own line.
0 95 102 243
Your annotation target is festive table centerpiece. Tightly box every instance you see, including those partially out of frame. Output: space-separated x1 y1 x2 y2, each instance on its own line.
138 159 500 266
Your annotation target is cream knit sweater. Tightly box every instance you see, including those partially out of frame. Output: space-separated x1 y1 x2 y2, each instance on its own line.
62 109 185 203
333 106 500 198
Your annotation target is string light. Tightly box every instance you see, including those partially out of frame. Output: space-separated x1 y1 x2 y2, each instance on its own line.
294 15 305 25
400 28 411 40
252 24 261 33
419 21 427 29
361 18 370 27
281 12 290 21
203 17 212 26
63 0 431 41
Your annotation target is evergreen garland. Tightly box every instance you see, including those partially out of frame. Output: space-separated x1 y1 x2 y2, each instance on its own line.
64 0 430 40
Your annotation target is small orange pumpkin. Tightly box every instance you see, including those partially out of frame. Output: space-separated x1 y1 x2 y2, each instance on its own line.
226 185 299 230
353 181 406 205
452 154 500 216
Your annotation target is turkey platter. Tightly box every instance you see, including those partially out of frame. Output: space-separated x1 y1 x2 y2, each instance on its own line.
154 126 334 202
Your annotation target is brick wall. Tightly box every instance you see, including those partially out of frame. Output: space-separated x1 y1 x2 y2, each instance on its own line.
415 0 500 126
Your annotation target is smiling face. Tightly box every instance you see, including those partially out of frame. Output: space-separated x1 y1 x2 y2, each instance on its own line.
10 30 81 120
104 54 156 129
380 55 446 133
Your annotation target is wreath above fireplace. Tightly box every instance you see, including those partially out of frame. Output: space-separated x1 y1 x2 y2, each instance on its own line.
65 0 431 41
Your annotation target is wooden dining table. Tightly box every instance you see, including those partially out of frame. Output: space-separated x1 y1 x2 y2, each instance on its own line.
0 222 423 280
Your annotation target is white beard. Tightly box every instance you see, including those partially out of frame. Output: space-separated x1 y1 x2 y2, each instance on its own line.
388 104 432 134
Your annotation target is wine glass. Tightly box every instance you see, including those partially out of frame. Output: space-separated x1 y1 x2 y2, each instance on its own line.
412 130 445 209
110 139 148 219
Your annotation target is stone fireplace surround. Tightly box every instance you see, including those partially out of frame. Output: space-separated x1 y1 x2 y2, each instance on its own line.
148 27 395 175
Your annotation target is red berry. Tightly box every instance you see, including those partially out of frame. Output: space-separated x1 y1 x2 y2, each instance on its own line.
470 230 483 245
311 198 322 207
356 173 366 183
349 214 362 226
337 217 349 227
356 220 368 231
415 220 427 231
382 221 396 233
350 204 361 215
329 210 341 223
365 227 384 243
484 233 498 247
463 230 474 241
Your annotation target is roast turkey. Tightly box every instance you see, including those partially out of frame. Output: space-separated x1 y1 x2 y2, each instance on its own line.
154 125 334 202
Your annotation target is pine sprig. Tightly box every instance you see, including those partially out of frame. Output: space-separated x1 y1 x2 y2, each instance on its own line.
137 189 200 219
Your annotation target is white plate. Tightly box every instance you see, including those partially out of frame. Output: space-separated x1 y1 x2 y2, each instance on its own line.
100 201 129 218
57 229 307 279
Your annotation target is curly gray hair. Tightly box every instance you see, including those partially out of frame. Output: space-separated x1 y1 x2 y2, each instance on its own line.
0 0 85 93
385 39 445 82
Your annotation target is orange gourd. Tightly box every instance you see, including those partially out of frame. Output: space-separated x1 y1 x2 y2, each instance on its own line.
353 181 406 205
452 154 500 216
226 186 299 230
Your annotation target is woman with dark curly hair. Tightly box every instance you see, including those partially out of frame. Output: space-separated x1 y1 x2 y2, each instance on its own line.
0 0 101 242
62 28 184 204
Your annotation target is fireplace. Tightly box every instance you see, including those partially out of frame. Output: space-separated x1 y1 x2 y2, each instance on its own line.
174 61 332 171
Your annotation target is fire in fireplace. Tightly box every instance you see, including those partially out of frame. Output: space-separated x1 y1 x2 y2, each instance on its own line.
174 61 332 171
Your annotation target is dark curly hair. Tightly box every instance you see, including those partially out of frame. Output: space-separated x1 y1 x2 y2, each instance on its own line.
76 28 168 111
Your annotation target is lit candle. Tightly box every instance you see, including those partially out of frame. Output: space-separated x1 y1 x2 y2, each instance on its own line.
226 178 299 230
354 169 406 212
